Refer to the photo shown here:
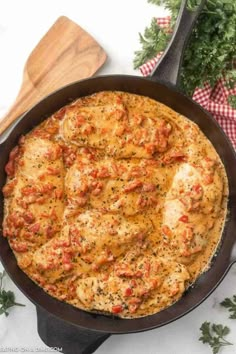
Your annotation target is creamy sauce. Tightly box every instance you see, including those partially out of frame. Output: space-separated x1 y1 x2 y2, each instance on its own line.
2 91 228 318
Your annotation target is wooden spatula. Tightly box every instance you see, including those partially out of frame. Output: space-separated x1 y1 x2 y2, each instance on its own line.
0 16 107 135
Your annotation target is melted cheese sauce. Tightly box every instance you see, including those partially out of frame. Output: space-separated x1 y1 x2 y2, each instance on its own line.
2 91 228 318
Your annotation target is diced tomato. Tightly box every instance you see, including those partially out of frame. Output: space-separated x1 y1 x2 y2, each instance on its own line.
75 114 86 127
113 108 127 120
44 146 62 160
74 196 87 207
97 167 110 178
137 195 147 208
46 167 61 175
69 228 85 250
41 183 54 194
18 135 25 145
110 163 119 176
161 225 172 237
62 145 77 167
3 228 14 238
157 134 168 152
179 215 189 223
130 279 137 288
101 128 108 134
115 124 126 137
94 252 114 268
21 186 37 196
54 107 66 120
108 227 118 236
145 143 156 155
32 273 46 286
181 248 191 257
16 198 28 209
163 151 186 164
50 208 58 221
128 297 141 305
53 239 69 249
203 157 216 168
91 181 103 196
2 180 16 197
133 128 148 146
135 232 146 241
135 270 143 278
160 122 172 137
46 225 55 238
36 196 47 205
149 278 159 289
64 263 73 271
191 245 202 254
124 180 142 193
23 231 34 240
144 262 151 277
5 160 15 177
142 183 156 192
31 128 51 139
129 304 139 314
170 284 179 296
11 241 28 253
39 174 46 181
116 96 122 104
89 169 98 178
129 166 144 178
124 287 133 297
115 263 134 277
182 227 194 243
203 174 214 185
9 146 20 160
181 245 202 257
45 284 57 292
82 124 95 135
55 189 63 199
111 305 123 314
8 212 24 228
133 114 144 126
192 183 202 193
28 223 40 234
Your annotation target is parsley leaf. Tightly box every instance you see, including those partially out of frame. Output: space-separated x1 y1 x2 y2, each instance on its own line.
199 322 233 354
0 271 25 316
133 18 171 69
221 295 236 319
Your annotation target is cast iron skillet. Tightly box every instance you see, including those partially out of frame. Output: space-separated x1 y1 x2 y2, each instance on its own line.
0 1 236 353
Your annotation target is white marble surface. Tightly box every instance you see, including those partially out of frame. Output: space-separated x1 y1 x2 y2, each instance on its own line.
0 1 236 353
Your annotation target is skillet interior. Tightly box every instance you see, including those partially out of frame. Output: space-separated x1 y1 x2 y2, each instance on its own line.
0 75 236 333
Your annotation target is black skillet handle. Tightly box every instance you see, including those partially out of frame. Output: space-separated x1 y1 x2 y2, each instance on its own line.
36 306 110 354
150 0 206 86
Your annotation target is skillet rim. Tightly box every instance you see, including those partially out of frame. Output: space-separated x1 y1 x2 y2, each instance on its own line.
0 74 236 334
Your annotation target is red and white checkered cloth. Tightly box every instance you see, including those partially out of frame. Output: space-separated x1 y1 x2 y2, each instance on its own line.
139 17 236 150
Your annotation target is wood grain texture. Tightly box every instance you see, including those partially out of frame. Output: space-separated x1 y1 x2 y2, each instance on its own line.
0 16 107 135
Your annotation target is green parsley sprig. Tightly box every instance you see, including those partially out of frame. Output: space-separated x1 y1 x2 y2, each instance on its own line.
0 270 25 316
134 0 236 107
221 295 236 319
199 322 233 354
